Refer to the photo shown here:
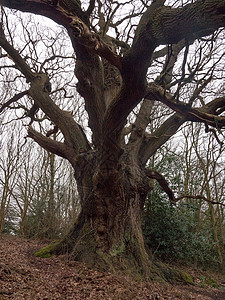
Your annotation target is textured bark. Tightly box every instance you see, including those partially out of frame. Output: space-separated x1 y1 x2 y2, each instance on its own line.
52 152 152 276
1 0 225 277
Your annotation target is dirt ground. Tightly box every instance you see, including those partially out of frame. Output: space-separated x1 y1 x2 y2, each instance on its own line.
0 234 225 299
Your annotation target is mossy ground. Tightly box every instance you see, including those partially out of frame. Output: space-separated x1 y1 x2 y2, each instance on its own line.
162 267 194 284
34 240 59 258
34 239 195 285
1 234 225 299
150 261 194 284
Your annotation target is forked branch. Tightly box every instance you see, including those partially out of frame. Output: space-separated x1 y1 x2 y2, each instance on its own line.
0 24 34 81
28 126 77 166
0 90 29 113
145 169 225 206
176 194 225 207
145 83 225 129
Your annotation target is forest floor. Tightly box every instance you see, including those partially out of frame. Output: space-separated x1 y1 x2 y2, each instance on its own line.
0 234 225 299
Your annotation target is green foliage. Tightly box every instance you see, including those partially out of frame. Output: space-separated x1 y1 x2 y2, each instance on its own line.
149 149 185 192
142 191 219 268
3 207 18 235
21 188 61 239
143 146 223 270
198 275 219 288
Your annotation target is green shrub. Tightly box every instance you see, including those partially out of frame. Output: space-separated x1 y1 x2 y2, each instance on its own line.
142 188 219 268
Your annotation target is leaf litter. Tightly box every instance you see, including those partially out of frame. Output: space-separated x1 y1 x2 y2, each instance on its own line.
0 234 225 299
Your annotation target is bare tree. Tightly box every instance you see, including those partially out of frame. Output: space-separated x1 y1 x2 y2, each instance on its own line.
191 125 225 267
0 125 21 233
0 0 225 276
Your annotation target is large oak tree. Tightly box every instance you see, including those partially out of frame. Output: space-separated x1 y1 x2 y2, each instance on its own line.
0 0 225 276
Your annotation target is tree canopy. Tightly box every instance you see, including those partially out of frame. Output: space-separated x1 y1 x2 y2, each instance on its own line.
0 0 225 276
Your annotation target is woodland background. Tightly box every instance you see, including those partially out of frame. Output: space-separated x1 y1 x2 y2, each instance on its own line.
0 0 225 277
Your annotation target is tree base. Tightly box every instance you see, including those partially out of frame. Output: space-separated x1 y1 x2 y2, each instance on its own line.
34 235 193 285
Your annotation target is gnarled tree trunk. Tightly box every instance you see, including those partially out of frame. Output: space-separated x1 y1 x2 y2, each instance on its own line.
53 152 152 276
1 0 225 278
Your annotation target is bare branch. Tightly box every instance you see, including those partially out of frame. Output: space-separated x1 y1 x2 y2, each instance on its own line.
145 168 175 202
0 24 34 81
139 113 186 165
146 170 225 207
155 39 187 87
127 100 154 156
86 0 95 17
29 73 91 152
0 1 122 70
136 0 225 47
27 126 77 166
176 194 225 207
0 90 28 113
145 83 225 129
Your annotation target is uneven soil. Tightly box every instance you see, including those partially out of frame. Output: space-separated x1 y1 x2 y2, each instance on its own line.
0 234 225 299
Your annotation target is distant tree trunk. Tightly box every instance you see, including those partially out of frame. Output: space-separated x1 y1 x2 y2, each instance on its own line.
0 183 10 233
208 200 223 267
217 205 225 269
46 150 57 239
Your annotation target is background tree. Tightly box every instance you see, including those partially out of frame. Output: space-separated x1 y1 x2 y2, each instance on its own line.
0 0 225 277
19 146 80 239
0 124 21 233
143 123 225 270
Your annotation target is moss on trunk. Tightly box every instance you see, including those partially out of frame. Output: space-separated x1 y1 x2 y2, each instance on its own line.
34 163 193 284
